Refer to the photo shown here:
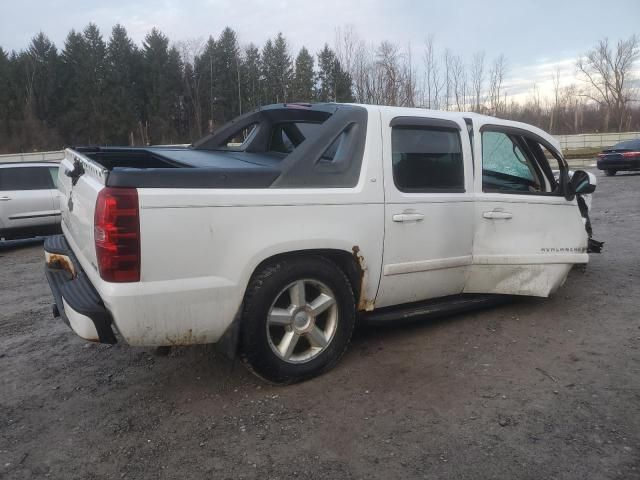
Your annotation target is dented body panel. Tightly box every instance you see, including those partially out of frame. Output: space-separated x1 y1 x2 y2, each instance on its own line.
46 103 593 347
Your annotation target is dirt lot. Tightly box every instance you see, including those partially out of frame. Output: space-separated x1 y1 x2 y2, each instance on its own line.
1 170 639 480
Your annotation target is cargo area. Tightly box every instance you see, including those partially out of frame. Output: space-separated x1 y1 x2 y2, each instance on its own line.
77 148 186 170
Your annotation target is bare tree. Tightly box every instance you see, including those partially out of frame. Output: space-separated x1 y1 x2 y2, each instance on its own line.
576 35 639 131
422 35 442 109
488 54 507 115
335 25 359 76
443 48 453 111
402 42 416 107
451 54 467 111
376 41 401 106
548 66 561 132
470 51 485 112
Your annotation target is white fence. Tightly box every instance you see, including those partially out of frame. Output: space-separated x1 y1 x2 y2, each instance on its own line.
0 150 65 164
556 132 640 150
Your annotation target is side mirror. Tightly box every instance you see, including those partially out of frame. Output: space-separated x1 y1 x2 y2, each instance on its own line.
570 170 596 194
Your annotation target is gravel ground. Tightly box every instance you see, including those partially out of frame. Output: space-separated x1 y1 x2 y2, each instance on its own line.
1 169 639 480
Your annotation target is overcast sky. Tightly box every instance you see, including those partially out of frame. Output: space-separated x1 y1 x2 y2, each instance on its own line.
1 0 639 100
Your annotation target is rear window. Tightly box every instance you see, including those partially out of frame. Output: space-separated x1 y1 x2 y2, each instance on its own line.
0 167 54 191
612 139 640 151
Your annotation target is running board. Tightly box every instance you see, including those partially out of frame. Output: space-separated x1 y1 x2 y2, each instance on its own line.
363 294 511 325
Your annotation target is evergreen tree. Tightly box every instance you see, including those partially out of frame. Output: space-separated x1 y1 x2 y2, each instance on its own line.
82 23 108 143
292 47 315 102
105 24 142 144
181 60 200 140
25 32 60 126
261 39 276 103
241 43 262 112
262 33 292 103
195 36 217 132
273 33 293 103
0 48 11 148
333 60 354 103
212 27 241 123
142 28 183 144
166 46 185 139
316 44 353 103
59 29 88 143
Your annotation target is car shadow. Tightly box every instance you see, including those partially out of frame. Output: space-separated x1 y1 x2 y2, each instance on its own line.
600 171 640 177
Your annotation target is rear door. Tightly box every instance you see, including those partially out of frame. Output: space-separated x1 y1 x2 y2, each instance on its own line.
0 166 57 233
465 122 588 297
375 113 475 308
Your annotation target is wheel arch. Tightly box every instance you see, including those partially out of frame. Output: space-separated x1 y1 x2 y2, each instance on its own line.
247 248 366 310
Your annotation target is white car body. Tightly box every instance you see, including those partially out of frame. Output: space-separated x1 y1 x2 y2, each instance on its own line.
0 162 61 240
46 104 592 348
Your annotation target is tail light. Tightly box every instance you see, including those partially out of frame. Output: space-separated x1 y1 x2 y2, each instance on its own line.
622 151 640 158
94 187 140 282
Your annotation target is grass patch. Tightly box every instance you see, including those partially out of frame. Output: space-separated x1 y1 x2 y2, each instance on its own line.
562 147 602 159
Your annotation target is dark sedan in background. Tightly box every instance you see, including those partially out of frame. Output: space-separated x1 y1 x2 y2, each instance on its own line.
597 139 640 176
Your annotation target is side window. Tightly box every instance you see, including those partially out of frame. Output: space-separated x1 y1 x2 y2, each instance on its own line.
0 167 53 191
225 123 258 148
391 127 464 192
48 167 59 188
482 131 542 193
319 127 351 163
524 139 563 194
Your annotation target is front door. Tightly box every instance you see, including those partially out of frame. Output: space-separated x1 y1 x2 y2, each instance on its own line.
376 114 475 308
465 124 588 297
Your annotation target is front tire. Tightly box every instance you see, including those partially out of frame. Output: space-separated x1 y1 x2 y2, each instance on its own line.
240 256 356 384
605 169 617 176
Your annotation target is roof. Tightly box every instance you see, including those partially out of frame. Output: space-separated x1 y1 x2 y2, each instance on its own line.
350 103 563 152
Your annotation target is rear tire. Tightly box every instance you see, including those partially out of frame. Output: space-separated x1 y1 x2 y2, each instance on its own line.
240 256 356 384
605 169 617 176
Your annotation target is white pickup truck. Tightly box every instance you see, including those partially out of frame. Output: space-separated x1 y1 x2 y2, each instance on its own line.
44 103 598 383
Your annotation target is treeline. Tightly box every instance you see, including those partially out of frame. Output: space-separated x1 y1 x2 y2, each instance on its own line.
0 24 638 153
0 24 353 153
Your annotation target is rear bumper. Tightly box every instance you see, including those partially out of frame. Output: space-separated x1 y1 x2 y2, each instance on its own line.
44 235 117 344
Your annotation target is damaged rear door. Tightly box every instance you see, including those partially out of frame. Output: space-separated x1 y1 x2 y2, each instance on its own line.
465 122 588 297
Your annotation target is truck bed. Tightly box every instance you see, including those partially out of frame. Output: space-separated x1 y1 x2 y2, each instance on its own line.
75 146 282 189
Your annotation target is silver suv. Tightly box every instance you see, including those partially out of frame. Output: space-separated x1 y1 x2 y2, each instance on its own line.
0 162 61 240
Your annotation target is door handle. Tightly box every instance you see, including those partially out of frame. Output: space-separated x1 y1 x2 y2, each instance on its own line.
0 196 11 201
393 213 425 222
482 211 513 220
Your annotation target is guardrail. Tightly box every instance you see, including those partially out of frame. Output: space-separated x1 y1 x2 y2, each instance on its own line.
0 150 65 163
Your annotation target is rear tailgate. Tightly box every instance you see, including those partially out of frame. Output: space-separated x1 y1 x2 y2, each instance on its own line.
57 148 107 274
